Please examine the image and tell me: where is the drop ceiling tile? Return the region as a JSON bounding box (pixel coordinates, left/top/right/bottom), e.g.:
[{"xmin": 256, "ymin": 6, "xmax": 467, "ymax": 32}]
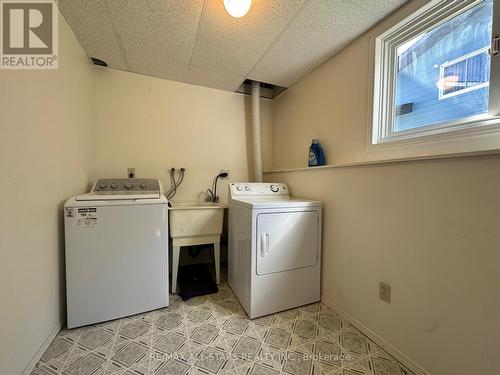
[
  {"xmin": 190, "ymin": 0, "xmax": 306, "ymax": 78},
  {"xmin": 349, "ymin": 0, "xmax": 407, "ymax": 14},
  {"xmin": 59, "ymin": 0, "xmax": 408, "ymax": 92},
  {"xmin": 58, "ymin": 0, "xmax": 127, "ymax": 70},
  {"xmin": 105, "ymin": 0, "xmax": 204, "ymax": 73},
  {"xmin": 186, "ymin": 66, "xmax": 244, "ymax": 92},
  {"xmin": 249, "ymin": 0, "xmax": 407, "ymax": 87}
]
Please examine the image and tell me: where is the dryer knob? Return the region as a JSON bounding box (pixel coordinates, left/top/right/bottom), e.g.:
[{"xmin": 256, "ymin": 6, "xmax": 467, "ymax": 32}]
[
  {"xmin": 236, "ymin": 185, "xmax": 243, "ymax": 191},
  {"xmin": 99, "ymin": 183, "xmax": 107, "ymax": 189},
  {"xmin": 124, "ymin": 182, "xmax": 133, "ymax": 189},
  {"xmin": 140, "ymin": 184, "xmax": 147, "ymax": 189},
  {"xmin": 270, "ymin": 184, "xmax": 279, "ymax": 193},
  {"xmin": 244, "ymin": 185, "xmax": 250, "ymax": 191},
  {"xmin": 110, "ymin": 183, "xmax": 117, "ymax": 189}
]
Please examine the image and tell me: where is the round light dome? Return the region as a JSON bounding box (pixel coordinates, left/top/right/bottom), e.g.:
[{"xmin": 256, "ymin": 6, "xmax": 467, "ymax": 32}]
[{"xmin": 223, "ymin": 0, "xmax": 252, "ymax": 18}]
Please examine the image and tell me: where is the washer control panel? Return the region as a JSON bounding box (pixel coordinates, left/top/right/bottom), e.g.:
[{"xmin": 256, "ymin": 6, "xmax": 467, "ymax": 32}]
[
  {"xmin": 230, "ymin": 183, "xmax": 289, "ymax": 196},
  {"xmin": 92, "ymin": 178, "xmax": 160, "ymax": 194}
]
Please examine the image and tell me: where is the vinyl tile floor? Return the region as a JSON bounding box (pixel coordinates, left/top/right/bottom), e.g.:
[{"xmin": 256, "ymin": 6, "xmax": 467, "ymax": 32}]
[{"xmin": 32, "ymin": 274, "xmax": 415, "ymax": 375}]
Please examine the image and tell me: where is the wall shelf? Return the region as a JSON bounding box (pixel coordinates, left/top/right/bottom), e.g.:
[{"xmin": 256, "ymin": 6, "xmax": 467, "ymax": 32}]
[{"xmin": 263, "ymin": 149, "xmax": 500, "ymax": 174}]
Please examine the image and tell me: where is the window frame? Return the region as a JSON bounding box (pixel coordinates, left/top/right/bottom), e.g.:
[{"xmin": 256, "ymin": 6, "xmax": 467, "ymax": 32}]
[
  {"xmin": 370, "ymin": 0, "xmax": 500, "ymax": 147},
  {"xmin": 438, "ymin": 46, "xmax": 490, "ymax": 100}
]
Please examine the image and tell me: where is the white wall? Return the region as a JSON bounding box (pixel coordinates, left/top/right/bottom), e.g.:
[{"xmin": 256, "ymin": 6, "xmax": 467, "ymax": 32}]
[
  {"xmin": 265, "ymin": 2, "xmax": 500, "ymax": 374},
  {"xmin": 0, "ymin": 13, "xmax": 94, "ymax": 375},
  {"xmin": 93, "ymin": 68, "xmax": 273, "ymax": 202}
]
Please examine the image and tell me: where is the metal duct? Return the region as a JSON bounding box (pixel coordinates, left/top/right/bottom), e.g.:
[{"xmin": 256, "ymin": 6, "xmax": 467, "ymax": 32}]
[{"xmin": 251, "ymin": 81, "xmax": 263, "ymax": 182}]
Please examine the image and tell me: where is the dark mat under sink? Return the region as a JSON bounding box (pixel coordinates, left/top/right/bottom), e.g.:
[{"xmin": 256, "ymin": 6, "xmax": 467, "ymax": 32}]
[{"xmin": 178, "ymin": 264, "xmax": 218, "ymax": 301}]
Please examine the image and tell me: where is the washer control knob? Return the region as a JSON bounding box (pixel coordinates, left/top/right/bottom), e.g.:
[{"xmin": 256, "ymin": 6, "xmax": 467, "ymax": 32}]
[
  {"xmin": 110, "ymin": 183, "xmax": 117, "ymax": 189},
  {"xmin": 244, "ymin": 185, "xmax": 250, "ymax": 191},
  {"xmin": 140, "ymin": 184, "xmax": 147, "ymax": 189},
  {"xmin": 99, "ymin": 183, "xmax": 107, "ymax": 189},
  {"xmin": 236, "ymin": 185, "xmax": 243, "ymax": 191},
  {"xmin": 124, "ymin": 182, "xmax": 133, "ymax": 189},
  {"xmin": 270, "ymin": 184, "xmax": 279, "ymax": 193}
]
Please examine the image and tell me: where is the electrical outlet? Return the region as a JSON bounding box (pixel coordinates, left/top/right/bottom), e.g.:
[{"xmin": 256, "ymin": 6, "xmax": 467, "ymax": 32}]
[
  {"xmin": 127, "ymin": 168, "xmax": 135, "ymax": 179},
  {"xmin": 379, "ymin": 282, "xmax": 391, "ymax": 303}
]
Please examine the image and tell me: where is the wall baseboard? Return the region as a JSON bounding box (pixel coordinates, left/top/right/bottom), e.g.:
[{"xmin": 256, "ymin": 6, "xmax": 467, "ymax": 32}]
[
  {"xmin": 321, "ymin": 295, "xmax": 431, "ymax": 375},
  {"xmin": 22, "ymin": 321, "xmax": 62, "ymax": 375}
]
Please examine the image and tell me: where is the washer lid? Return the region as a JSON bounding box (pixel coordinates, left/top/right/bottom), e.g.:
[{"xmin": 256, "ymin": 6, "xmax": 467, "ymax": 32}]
[
  {"xmin": 67, "ymin": 195, "xmax": 167, "ymax": 207},
  {"xmin": 75, "ymin": 192, "xmax": 161, "ymax": 201}
]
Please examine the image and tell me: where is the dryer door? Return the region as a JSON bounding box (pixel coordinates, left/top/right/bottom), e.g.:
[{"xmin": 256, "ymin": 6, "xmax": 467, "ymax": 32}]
[{"xmin": 256, "ymin": 211, "xmax": 318, "ymax": 276}]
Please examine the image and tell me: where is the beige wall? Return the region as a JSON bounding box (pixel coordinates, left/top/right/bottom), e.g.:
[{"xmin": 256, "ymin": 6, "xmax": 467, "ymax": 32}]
[
  {"xmin": 266, "ymin": 3, "xmax": 500, "ymax": 374},
  {"xmin": 0, "ymin": 15, "xmax": 274, "ymax": 373},
  {"xmin": 93, "ymin": 68, "xmax": 273, "ymax": 202},
  {"xmin": 270, "ymin": 0, "xmax": 500, "ymax": 169},
  {"xmin": 270, "ymin": 36, "xmax": 372, "ymax": 169},
  {"xmin": 4, "ymin": 1, "xmax": 497, "ymax": 374},
  {"xmin": 0, "ymin": 13, "xmax": 94, "ymax": 375},
  {"xmin": 266, "ymin": 157, "xmax": 500, "ymax": 375}
]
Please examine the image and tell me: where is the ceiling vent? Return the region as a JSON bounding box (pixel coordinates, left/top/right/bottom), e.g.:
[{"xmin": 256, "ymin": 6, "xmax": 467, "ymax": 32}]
[
  {"xmin": 236, "ymin": 80, "xmax": 286, "ymax": 99},
  {"xmin": 90, "ymin": 57, "xmax": 108, "ymax": 67}
]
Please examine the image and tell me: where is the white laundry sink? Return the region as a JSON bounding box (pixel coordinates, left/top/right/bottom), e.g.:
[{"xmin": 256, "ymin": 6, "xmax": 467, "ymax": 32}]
[
  {"xmin": 168, "ymin": 201, "xmax": 227, "ymax": 293},
  {"xmin": 169, "ymin": 201, "xmax": 227, "ymax": 246}
]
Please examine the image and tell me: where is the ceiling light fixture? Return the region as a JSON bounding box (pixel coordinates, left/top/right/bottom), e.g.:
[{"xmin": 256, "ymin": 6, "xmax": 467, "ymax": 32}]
[{"xmin": 223, "ymin": 0, "xmax": 252, "ymax": 18}]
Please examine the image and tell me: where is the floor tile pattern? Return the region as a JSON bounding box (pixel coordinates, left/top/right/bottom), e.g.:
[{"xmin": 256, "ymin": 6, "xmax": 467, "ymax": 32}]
[{"xmin": 32, "ymin": 278, "xmax": 415, "ymax": 375}]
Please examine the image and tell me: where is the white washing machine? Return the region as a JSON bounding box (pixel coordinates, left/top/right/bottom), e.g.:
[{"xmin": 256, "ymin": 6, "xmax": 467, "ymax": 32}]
[
  {"xmin": 228, "ymin": 183, "xmax": 322, "ymax": 318},
  {"xmin": 64, "ymin": 178, "xmax": 169, "ymax": 328}
]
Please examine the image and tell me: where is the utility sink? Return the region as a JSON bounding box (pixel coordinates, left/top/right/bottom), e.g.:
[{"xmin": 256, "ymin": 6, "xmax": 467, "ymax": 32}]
[
  {"xmin": 169, "ymin": 202, "xmax": 227, "ymax": 246},
  {"xmin": 168, "ymin": 201, "xmax": 227, "ymax": 293}
]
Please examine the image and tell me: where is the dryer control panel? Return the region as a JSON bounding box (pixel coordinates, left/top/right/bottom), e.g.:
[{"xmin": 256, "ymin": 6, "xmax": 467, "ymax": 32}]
[{"xmin": 230, "ymin": 183, "xmax": 289, "ymax": 196}]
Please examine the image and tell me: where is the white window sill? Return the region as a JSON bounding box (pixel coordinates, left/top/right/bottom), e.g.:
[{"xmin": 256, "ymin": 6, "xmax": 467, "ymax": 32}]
[{"xmin": 369, "ymin": 115, "xmax": 500, "ymax": 150}]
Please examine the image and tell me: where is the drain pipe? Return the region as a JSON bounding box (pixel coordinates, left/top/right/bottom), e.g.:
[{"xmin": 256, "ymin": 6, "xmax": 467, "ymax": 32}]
[{"xmin": 251, "ymin": 80, "xmax": 263, "ymax": 182}]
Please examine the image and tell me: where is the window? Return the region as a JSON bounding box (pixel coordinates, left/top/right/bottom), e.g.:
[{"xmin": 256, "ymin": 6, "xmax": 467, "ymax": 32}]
[
  {"xmin": 372, "ymin": 0, "xmax": 500, "ymax": 145},
  {"xmin": 439, "ymin": 47, "xmax": 490, "ymax": 99}
]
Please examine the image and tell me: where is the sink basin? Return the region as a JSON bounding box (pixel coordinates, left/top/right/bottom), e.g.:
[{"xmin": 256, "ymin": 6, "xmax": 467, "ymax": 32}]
[{"xmin": 169, "ymin": 201, "xmax": 227, "ymax": 246}]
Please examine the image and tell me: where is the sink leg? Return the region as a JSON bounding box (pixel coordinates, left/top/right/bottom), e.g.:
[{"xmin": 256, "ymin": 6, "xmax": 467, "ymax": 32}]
[
  {"xmin": 214, "ymin": 242, "xmax": 220, "ymax": 285},
  {"xmin": 172, "ymin": 245, "xmax": 180, "ymax": 293}
]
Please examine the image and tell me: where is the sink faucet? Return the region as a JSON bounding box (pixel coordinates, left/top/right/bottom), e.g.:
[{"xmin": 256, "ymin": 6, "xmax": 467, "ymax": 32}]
[{"xmin": 207, "ymin": 171, "xmax": 229, "ymax": 202}]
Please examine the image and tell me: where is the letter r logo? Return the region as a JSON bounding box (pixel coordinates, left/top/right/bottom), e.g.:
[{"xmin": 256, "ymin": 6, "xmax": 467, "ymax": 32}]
[{"xmin": 2, "ymin": 1, "xmax": 53, "ymax": 54}]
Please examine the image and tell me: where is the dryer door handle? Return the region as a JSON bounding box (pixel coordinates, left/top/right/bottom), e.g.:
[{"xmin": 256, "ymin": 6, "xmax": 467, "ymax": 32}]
[{"xmin": 260, "ymin": 233, "xmax": 270, "ymax": 257}]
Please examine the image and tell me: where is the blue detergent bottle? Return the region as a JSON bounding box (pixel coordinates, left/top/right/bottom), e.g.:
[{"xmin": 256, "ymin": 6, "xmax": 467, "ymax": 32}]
[{"xmin": 308, "ymin": 139, "xmax": 325, "ymax": 167}]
